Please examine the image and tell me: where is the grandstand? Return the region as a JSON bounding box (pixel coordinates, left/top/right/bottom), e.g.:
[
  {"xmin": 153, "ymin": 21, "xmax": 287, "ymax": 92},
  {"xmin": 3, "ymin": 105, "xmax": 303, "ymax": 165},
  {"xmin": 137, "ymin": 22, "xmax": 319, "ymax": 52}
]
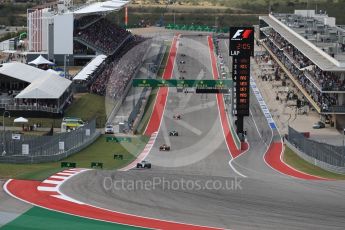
[
  {"xmin": 27, "ymin": 0, "xmax": 131, "ymax": 65},
  {"xmin": 259, "ymin": 10, "xmax": 345, "ymax": 129}
]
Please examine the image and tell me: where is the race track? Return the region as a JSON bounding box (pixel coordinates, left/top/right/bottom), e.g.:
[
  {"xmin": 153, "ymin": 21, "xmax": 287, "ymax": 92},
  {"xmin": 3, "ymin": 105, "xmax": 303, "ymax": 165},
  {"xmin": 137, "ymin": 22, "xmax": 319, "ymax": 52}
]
[{"xmin": 52, "ymin": 35, "xmax": 345, "ymax": 229}]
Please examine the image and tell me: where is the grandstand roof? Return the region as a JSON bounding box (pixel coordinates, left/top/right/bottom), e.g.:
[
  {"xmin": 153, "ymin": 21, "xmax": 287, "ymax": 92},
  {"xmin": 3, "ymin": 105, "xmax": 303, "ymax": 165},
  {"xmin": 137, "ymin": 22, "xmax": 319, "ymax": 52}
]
[
  {"xmin": 0, "ymin": 62, "xmax": 72, "ymax": 99},
  {"xmin": 73, "ymin": 55, "xmax": 107, "ymax": 81},
  {"xmin": 73, "ymin": 0, "xmax": 129, "ymax": 15},
  {"xmin": 260, "ymin": 15, "xmax": 345, "ymax": 71}
]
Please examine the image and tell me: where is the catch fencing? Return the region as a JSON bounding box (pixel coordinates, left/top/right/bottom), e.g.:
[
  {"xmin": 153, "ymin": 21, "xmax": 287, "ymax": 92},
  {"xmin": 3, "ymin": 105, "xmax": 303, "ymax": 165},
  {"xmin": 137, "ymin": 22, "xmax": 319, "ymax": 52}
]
[
  {"xmin": 0, "ymin": 119, "xmax": 100, "ymax": 163},
  {"xmin": 287, "ymin": 126, "xmax": 345, "ymax": 174}
]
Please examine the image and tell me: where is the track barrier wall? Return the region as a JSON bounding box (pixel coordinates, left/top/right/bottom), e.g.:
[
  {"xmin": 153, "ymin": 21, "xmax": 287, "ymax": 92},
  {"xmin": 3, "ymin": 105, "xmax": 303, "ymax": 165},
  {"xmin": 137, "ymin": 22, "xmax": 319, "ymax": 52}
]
[
  {"xmin": 287, "ymin": 126, "xmax": 345, "ymax": 174},
  {"xmin": 0, "ymin": 119, "xmax": 100, "ymax": 163}
]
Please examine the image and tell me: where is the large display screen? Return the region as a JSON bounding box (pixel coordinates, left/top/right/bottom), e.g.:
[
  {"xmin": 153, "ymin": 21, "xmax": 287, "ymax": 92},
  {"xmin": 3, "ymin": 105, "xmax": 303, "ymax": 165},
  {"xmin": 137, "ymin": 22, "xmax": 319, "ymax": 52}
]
[{"xmin": 233, "ymin": 56, "xmax": 250, "ymax": 116}]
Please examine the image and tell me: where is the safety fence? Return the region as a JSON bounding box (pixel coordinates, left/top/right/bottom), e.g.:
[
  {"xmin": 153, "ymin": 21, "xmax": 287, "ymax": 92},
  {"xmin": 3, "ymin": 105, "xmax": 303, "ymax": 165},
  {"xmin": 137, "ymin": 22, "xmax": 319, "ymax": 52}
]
[
  {"xmin": 0, "ymin": 119, "xmax": 100, "ymax": 163},
  {"xmin": 287, "ymin": 126, "xmax": 345, "ymax": 173}
]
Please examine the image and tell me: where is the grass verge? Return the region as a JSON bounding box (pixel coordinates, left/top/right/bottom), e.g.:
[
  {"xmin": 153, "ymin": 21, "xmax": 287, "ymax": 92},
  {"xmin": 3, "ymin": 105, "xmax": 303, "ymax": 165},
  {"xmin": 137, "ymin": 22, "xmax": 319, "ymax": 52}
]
[
  {"xmin": 64, "ymin": 93, "xmax": 107, "ymax": 128},
  {"xmin": 3, "ymin": 93, "xmax": 106, "ymax": 129},
  {"xmin": 283, "ymin": 146, "xmax": 345, "ymax": 180},
  {"xmin": 0, "ymin": 135, "xmax": 149, "ymax": 181},
  {"xmin": 1, "ymin": 207, "xmax": 146, "ymax": 230}
]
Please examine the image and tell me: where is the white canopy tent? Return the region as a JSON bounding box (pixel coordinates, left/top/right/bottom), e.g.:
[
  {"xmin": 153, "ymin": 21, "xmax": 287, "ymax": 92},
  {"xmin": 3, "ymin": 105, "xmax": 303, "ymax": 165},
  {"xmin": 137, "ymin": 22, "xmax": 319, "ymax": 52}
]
[
  {"xmin": 0, "ymin": 62, "xmax": 72, "ymax": 99},
  {"xmin": 13, "ymin": 117, "xmax": 28, "ymax": 123},
  {"xmin": 28, "ymin": 55, "xmax": 55, "ymax": 66},
  {"xmin": 73, "ymin": 55, "xmax": 107, "ymax": 81}
]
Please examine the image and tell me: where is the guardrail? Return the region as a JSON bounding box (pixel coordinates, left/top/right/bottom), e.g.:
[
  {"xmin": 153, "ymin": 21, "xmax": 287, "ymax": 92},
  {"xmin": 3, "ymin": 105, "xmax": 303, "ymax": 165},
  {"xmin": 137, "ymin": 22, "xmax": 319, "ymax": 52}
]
[
  {"xmin": 0, "ymin": 119, "xmax": 100, "ymax": 163},
  {"xmin": 287, "ymin": 126, "xmax": 345, "ymax": 174}
]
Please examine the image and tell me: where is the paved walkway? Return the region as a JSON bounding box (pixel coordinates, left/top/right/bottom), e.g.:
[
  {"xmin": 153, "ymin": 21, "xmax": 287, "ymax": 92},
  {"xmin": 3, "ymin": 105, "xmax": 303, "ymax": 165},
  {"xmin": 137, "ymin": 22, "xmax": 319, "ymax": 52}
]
[{"xmin": 252, "ymin": 44, "xmax": 344, "ymax": 146}]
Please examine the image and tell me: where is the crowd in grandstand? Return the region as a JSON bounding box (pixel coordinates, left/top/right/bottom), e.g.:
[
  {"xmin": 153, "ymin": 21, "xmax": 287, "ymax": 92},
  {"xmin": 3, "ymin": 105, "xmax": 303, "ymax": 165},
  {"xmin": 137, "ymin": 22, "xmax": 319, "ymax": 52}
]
[
  {"xmin": 267, "ymin": 30, "xmax": 312, "ymax": 69},
  {"xmin": 305, "ymin": 66, "xmax": 345, "ymax": 91},
  {"xmin": 89, "ymin": 38, "xmax": 151, "ymax": 101},
  {"xmin": 106, "ymin": 40, "xmax": 151, "ymax": 100},
  {"xmin": 264, "ymin": 38, "xmax": 338, "ymax": 111},
  {"xmin": 75, "ymin": 18, "xmax": 131, "ymax": 55}
]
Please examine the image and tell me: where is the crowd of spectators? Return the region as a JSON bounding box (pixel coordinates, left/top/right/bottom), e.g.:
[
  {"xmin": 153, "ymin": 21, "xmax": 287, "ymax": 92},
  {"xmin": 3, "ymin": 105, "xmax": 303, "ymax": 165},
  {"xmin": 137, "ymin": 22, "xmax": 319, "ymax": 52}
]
[
  {"xmin": 89, "ymin": 38, "xmax": 151, "ymax": 101},
  {"xmin": 264, "ymin": 38, "xmax": 338, "ymax": 111},
  {"xmin": 75, "ymin": 19, "xmax": 132, "ymax": 55},
  {"xmin": 106, "ymin": 40, "xmax": 151, "ymax": 100},
  {"xmin": 267, "ymin": 29, "xmax": 345, "ymax": 92},
  {"xmin": 73, "ymin": 42, "xmax": 95, "ymax": 55},
  {"xmin": 267, "ymin": 30, "xmax": 312, "ymax": 69},
  {"xmin": 305, "ymin": 66, "xmax": 345, "ymax": 91}
]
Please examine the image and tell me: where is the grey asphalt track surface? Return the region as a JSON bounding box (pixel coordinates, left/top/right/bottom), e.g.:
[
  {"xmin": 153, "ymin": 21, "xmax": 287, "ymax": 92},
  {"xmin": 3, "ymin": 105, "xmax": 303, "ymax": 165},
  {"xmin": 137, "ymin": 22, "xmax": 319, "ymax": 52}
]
[
  {"xmin": 0, "ymin": 180, "xmax": 31, "ymax": 227},
  {"xmin": 61, "ymin": 35, "xmax": 345, "ymax": 230}
]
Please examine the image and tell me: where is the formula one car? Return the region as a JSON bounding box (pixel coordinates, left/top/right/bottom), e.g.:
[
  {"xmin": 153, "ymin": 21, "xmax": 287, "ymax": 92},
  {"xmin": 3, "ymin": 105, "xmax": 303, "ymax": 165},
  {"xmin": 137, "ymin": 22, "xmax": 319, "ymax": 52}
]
[
  {"xmin": 159, "ymin": 144, "xmax": 171, "ymax": 151},
  {"xmin": 173, "ymin": 114, "xmax": 181, "ymax": 120},
  {"xmin": 179, "ymin": 76, "xmax": 185, "ymax": 80},
  {"xmin": 179, "ymin": 60, "xmax": 186, "ymax": 64},
  {"xmin": 169, "ymin": 130, "xmax": 178, "ymax": 136},
  {"xmin": 180, "ymin": 70, "xmax": 186, "ymax": 73},
  {"xmin": 136, "ymin": 160, "xmax": 151, "ymax": 169},
  {"xmin": 181, "ymin": 53, "xmax": 186, "ymax": 57}
]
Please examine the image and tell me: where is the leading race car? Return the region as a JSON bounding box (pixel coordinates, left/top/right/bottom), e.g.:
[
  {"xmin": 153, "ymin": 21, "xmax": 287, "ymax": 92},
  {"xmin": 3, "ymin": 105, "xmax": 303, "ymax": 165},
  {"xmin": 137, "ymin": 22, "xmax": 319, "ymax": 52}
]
[
  {"xmin": 136, "ymin": 160, "xmax": 151, "ymax": 169},
  {"xmin": 159, "ymin": 144, "xmax": 171, "ymax": 151},
  {"xmin": 169, "ymin": 130, "xmax": 178, "ymax": 136}
]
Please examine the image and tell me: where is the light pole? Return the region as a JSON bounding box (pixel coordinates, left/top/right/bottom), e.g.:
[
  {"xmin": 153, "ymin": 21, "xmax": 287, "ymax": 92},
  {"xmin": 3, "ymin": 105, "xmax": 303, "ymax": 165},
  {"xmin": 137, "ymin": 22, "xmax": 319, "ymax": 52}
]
[{"xmin": 2, "ymin": 111, "xmax": 10, "ymax": 156}]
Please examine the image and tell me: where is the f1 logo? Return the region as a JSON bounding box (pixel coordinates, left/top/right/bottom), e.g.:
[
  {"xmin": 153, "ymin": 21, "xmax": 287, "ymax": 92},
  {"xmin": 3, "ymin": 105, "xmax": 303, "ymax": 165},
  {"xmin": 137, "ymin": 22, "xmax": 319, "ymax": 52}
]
[{"xmin": 232, "ymin": 29, "xmax": 253, "ymax": 40}]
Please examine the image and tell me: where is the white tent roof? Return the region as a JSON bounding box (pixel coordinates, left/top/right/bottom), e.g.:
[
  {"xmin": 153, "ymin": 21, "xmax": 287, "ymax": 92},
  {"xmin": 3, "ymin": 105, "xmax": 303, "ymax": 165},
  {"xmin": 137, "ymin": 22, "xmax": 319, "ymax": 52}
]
[
  {"xmin": 0, "ymin": 62, "xmax": 72, "ymax": 99},
  {"xmin": 0, "ymin": 62, "xmax": 40, "ymax": 83},
  {"xmin": 73, "ymin": 55, "xmax": 107, "ymax": 81},
  {"xmin": 14, "ymin": 117, "xmax": 28, "ymax": 123},
  {"xmin": 28, "ymin": 55, "xmax": 55, "ymax": 66},
  {"xmin": 73, "ymin": 0, "xmax": 129, "ymax": 14}
]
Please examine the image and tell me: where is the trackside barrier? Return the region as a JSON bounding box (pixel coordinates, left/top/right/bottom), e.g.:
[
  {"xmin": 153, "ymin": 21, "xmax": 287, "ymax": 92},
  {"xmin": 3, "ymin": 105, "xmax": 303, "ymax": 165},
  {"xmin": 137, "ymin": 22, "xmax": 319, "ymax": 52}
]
[
  {"xmin": 229, "ymin": 114, "xmax": 241, "ymax": 150},
  {"xmin": 106, "ymin": 40, "xmax": 153, "ymax": 125},
  {"xmin": 132, "ymin": 43, "xmax": 166, "ymax": 133},
  {"xmin": 286, "ymin": 140, "xmax": 345, "ymax": 175},
  {"xmin": 287, "ymin": 126, "xmax": 345, "ymax": 174},
  {"xmin": 0, "ymin": 119, "xmax": 100, "ymax": 164}
]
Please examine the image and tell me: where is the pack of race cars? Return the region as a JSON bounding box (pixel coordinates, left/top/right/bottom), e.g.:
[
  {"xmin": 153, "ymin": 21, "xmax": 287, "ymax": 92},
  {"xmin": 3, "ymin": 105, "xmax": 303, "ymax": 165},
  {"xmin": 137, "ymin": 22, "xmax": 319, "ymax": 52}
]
[{"xmin": 159, "ymin": 114, "xmax": 182, "ymax": 151}]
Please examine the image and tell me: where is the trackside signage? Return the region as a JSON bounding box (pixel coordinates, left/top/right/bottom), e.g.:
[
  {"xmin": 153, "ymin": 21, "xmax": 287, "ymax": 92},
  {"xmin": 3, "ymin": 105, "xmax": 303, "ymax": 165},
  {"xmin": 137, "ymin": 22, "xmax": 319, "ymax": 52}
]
[
  {"xmin": 229, "ymin": 27, "xmax": 254, "ymax": 57},
  {"xmin": 250, "ymin": 78, "xmax": 277, "ymax": 129}
]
